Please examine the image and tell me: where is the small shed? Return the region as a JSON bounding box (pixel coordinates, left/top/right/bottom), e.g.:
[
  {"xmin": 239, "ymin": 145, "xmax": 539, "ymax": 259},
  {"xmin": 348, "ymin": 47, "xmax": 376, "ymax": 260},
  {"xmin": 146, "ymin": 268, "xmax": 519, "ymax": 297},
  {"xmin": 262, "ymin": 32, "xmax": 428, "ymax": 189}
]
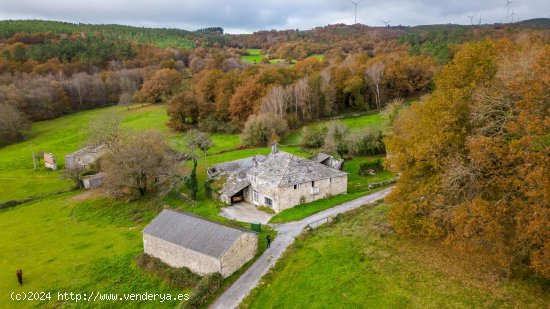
[
  {"xmin": 82, "ymin": 172, "xmax": 104, "ymax": 189},
  {"xmin": 142, "ymin": 210, "xmax": 258, "ymax": 277}
]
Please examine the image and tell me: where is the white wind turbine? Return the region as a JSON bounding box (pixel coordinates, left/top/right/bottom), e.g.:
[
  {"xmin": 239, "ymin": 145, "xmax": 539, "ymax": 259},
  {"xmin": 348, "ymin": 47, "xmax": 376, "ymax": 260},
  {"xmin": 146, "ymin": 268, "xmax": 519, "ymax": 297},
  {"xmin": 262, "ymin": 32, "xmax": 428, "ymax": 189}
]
[
  {"xmin": 348, "ymin": 0, "xmax": 362, "ymax": 24},
  {"xmin": 467, "ymin": 14, "xmax": 476, "ymax": 25},
  {"xmin": 505, "ymin": 0, "xmax": 514, "ymax": 22}
]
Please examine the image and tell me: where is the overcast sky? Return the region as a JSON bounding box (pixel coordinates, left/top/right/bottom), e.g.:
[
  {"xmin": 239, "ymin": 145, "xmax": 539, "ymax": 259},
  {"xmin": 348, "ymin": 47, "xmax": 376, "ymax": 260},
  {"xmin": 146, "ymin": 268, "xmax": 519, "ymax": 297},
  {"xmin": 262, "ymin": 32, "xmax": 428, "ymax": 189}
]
[{"xmin": 0, "ymin": 0, "xmax": 548, "ymax": 33}]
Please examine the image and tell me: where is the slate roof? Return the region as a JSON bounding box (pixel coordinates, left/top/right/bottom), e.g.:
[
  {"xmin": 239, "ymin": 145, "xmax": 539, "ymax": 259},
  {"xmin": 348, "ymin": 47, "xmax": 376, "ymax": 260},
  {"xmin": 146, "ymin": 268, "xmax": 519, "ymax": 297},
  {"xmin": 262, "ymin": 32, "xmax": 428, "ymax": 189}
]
[
  {"xmin": 247, "ymin": 151, "xmax": 347, "ymax": 187},
  {"xmin": 64, "ymin": 144, "xmax": 105, "ymax": 159},
  {"xmin": 207, "ymin": 155, "xmax": 267, "ymax": 178},
  {"xmin": 143, "ymin": 209, "xmax": 254, "ymax": 258},
  {"xmin": 219, "ymin": 179, "xmax": 250, "ymax": 197},
  {"xmin": 312, "ymin": 153, "xmax": 331, "ymax": 163}
]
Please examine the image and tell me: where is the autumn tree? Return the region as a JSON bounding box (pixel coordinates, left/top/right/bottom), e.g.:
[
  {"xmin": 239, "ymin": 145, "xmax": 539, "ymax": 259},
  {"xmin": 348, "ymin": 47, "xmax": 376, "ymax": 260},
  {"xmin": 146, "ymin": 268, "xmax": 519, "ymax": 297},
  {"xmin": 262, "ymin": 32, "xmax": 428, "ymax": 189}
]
[
  {"xmin": 385, "ymin": 40, "xmax": 550, "ymax": 279},
  {"xmin": 228, "ymin": 77, "xmax": 265, "ymax": 124},
  {"xmin": 140, "ymin": 68, "xmax": 183, "ymax": 103}
]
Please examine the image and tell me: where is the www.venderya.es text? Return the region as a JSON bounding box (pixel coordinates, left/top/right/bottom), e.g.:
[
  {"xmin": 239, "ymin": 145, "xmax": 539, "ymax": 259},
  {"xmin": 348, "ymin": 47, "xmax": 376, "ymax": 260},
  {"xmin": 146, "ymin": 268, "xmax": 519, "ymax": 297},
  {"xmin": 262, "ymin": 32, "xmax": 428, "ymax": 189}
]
[{"xmin": 10, "ymin": 291, "xmax": 189, "ymax": 303}]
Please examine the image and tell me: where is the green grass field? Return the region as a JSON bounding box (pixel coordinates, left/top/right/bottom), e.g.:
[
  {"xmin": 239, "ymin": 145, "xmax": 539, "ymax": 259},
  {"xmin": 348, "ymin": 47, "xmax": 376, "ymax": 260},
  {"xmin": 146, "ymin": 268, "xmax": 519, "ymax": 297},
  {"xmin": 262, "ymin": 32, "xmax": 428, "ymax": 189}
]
[
  {"xmin": 0, "ymin": 104, "xmax": 239, "ymax": 204},
  {"xmin": 0, "ymin": 192, "xmax": 186, "ymax": 308},
  {"xmin": 240, "ymin": 49, "xmax": 322, "ymax": 65},
  {"xmin": 281, "ymin": 112, "xmax": 387, "ymax": 145},
  {"xmin": 243, "ymin": 203, "xmax": 550, "ymax": 308}
]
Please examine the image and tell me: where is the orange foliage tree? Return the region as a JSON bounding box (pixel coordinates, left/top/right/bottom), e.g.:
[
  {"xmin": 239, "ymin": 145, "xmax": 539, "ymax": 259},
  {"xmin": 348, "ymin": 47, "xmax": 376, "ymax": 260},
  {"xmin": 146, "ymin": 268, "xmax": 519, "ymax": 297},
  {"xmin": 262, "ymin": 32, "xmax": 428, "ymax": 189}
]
[
  {"xmin": 139, "ymin": 68, "xmax": 183, "ymax": 103},
  {"xmin": 384, "ymin": 39, "xmax": 549, "ymax": 278}
]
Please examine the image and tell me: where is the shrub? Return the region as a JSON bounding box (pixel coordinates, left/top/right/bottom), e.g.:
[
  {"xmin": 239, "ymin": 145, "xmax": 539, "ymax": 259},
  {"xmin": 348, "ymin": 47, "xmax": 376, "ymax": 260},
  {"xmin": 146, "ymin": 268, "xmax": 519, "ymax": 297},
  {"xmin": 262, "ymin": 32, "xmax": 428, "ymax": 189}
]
[
  {"xmin": 240, "ymin": 113, "xmax": 288, "ymax": 146},
  {"xmin": 300, "ymin": 126, "xmax": 327, "ymax": 149},
  {"xmin": 136, "ymin": 253, "xmax": 201, "ymax": 289},
  {"xmin": 322, "ymin": 121, "xmax": 348, "ymax": 156},
  {"xmin": 347, "ymin": 129, "xmax": 385, "ymax": 156},
  {"xmin": 181, "ymin": 272, "xmax": 224, "ymax": 309},
  {"xmin": 358, "ymin": 158, "xmax": 384, "ymax": 176}
]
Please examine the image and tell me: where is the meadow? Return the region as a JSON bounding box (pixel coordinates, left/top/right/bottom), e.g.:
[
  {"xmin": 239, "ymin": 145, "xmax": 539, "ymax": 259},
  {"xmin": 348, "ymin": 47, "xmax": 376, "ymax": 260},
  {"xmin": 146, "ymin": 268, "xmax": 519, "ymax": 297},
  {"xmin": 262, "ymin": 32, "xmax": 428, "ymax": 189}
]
[
  {"xmin": 239, "ymin": 49, "xmax": 324, "ymax": 65},
  {"xmin": 0, "ymin": 104, "xmax": 239, "ymax": 204},
  {"xmin": 0, "ymin": 192, "xmax": 185, "ymax": 308},
  {"xmin": 242, "ymin": 203, "xmax": 550, "ymax": 308}
]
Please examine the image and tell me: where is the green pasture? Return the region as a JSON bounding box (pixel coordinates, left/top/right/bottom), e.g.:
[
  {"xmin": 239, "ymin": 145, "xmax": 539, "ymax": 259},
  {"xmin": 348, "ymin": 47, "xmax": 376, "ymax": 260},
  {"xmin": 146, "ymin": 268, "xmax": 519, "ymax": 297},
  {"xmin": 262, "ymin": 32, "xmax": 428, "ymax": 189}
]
[
  {"xmin": 0, "ymin": 104, "xmax": 238, "ymax": 204},
  {"xmin": 243, "ymin": 203, "xmax": 550, "ymax": 308}
]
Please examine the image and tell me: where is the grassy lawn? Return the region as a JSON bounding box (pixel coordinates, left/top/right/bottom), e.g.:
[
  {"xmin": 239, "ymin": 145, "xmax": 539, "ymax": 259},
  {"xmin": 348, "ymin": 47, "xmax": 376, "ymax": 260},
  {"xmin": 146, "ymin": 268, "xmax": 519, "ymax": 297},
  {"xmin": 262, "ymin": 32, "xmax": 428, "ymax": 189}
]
[
  {"xmin": 0, "ymin": 192, "xmax": 187, "ymax": 308},
  {"xmin": 281, "ymin": 112, "xmax": 387, "ymax": 145},
  {"xmin": 243, "ymin": 203, "xmax": 550, "ymax": 308}
]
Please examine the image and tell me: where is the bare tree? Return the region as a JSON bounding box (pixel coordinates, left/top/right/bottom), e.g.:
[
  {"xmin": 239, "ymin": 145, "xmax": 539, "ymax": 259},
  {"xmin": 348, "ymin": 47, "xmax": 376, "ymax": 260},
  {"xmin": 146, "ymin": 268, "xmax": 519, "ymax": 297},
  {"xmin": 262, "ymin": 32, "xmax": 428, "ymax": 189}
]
[
  {"xmin": 88, "ymin": 113, "xmax": 126, "ymax": 152},
  {"xmin": 183, "ymin": 129, "xmax": 213, "ymax": 165},
  {"xmin": 118, "ymin": 92, "xmax": 134, "ymax": 110},
  {"xmin": 101, "ymin": 130, "xmax": 178, "ymax": 198},
  {"xmin": 0, "ymin": 103, "xmax": 29, "ymax": 144},
  {"xmin": 260, "ymin": 85, "xmax": 290, "ymax": 118},
  {"xmin": 365, "ymin": 62, "xmax": 385, "ymax": 109}
]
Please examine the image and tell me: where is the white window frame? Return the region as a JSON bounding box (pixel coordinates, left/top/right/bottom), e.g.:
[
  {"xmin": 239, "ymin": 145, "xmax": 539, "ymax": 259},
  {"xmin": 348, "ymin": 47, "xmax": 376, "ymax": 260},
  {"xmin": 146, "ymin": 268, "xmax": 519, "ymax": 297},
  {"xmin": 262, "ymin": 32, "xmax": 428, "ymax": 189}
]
[
  {"xmin": 264, "ymin": 197, "xmax": 273, "ymax": 208},
  {"xmin": 253, "ymin": 190, "xmax": 259, "ymax": 203}
]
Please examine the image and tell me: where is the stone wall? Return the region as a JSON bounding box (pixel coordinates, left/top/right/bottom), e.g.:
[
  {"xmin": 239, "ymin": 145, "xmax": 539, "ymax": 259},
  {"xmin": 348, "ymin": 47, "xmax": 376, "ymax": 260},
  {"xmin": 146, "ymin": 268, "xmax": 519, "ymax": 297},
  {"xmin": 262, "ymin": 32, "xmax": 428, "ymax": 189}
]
[
  {"xmin": 245, "ymin": 178, "xmax": 280, "ymax": 210},
  {"xmin": 276, "ymin": 175, "xmax": 348, "ymax": 212},
  {"xmin": 143, "ymin": 234, "xmax": 220, "ymax": 276},
  {"xmin": 220, "ymin": 233, "xmax": 258, "ymax": 277}
]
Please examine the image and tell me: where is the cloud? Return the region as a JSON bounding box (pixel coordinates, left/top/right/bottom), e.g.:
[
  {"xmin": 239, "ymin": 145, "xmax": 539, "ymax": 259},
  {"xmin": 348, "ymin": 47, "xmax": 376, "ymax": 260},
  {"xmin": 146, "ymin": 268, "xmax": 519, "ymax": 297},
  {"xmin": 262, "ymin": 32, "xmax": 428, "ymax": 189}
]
[{"xmin": 0, "ymin": 0, "xmax": 547, "ymax": 33}]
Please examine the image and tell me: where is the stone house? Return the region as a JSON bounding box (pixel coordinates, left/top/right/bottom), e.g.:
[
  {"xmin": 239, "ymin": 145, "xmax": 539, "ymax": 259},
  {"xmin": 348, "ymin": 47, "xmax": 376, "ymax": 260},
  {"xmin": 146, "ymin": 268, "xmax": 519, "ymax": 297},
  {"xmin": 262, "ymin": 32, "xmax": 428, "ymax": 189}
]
[
  {"xmin": 142, "ymin": 209, "xmax": 258, "ymax": 277},
  {"xmin": 64, "ymin": 145, "xmax": 105, "ymax": 171},
  {"xmin": 207, "ymin": 146, "xmax": 348, "ymax": 213}
]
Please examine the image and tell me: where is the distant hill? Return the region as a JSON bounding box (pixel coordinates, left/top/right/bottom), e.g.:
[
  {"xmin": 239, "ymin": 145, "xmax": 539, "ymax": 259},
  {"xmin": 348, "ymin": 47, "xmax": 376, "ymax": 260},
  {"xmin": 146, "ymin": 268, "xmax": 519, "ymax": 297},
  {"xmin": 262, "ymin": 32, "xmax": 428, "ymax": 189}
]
[{"xmin": 0, "ymin": 19, "xmax": 198, "ymax": 48}]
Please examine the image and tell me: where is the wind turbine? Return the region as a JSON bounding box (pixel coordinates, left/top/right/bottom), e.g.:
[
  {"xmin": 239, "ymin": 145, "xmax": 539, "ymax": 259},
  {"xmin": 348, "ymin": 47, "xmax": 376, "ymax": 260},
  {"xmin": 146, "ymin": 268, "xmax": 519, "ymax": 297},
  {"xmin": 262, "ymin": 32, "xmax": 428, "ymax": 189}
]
[
  {"xmin": 467, "ymin": 14, "xmax": 476, "ymax": 25},
  {"xmin": 348, "ymin": 0, "xmax": 362, "ymax": 24},
  {"xmin": 511, "ymin": 10, "xmax": 519, "ymax": 23},
  {"xmin": 505, "ymin": 0, "xmax": 514, "ymax": 22},
  {"xmin": 382, "ymin": 20, "xmax": 391, "ymax": 27}
]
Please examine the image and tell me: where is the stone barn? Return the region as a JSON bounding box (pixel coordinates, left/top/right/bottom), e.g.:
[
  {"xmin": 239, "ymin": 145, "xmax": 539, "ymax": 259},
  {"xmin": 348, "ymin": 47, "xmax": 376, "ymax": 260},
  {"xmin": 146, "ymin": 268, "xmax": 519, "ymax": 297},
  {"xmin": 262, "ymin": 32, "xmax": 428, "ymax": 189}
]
[{"xmin": 142, "ymin": 210, "xmax": 258, "ymax": 277}]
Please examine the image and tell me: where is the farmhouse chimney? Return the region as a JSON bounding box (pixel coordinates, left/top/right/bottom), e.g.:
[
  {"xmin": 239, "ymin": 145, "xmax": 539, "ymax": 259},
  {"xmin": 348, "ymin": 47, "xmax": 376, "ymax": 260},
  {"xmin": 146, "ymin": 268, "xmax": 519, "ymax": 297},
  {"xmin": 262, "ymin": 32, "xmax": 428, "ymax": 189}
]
[{"xmin": 271, "ymin": 143, "xmax": 278, "ymax": 154}]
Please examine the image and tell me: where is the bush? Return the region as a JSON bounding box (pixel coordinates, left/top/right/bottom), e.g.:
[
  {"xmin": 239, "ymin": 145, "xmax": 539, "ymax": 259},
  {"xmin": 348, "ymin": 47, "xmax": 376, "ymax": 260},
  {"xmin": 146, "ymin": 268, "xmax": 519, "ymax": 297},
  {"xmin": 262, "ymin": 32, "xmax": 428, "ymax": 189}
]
[
  {"xmin": 136, "ymin": 253, "xmax": 201, "ymax": 289},
  {"xmin": 300, "ymin": 126, "xmax": 327, "ymax": 149},
  {"xmin": 181, "ymin": 272, "xmax": 224, "ymax": 309},
  {"xmin": 198, "ymin": 116, "xmax": 240, "ymax": 134},
  {"xmin": 358, "ymin": 159, "xmax": 384, "ymax": 176},
  {"xmin": 347, "ymin": 129, "xmax": 385, "ymax": 156},
  {"xmin": 323, "ymin": 121, "xmax": 348, "ymax": 156},
  {"xmin": 240, "ymin": 113, "xmax": 288, "ymax": 146}
]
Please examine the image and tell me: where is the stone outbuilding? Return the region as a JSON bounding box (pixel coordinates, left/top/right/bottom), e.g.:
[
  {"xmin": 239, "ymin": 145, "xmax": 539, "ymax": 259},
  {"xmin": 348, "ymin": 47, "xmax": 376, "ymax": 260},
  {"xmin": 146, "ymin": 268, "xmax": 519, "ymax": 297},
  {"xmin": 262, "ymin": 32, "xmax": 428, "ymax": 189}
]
[
  {"xmin": 82, "ymin": 172, "xmax": 105, "ymax": 189},
  {"xmin": 64, "ymin": 145, "xmax": 105, "ymax": 171},
  {"xmin": 142, "ymin": 209, "xmax": 258, "ymax": 277}
]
